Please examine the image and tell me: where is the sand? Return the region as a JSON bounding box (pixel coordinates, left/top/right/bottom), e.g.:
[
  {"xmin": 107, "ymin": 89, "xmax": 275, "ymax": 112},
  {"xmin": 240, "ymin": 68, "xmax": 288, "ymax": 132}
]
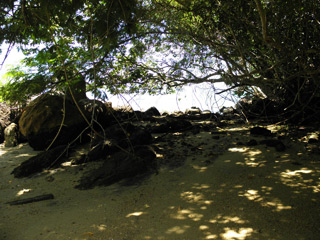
[{"xmin": 0, "ymin": 123, "xmax": 320, "ymax": 240}]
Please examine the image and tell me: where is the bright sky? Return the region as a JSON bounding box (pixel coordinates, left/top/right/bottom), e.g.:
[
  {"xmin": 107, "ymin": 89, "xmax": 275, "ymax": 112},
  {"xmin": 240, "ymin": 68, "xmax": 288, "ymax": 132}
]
[
  {"xmin": 0, "ymin": 44, "xmax": 235, "ymax": 113},
  {"xmin": 108, "ymin": 83, "xmax": 236, "ymax": 113},
  {"xmin": 0, "ymin": 45, "xmax": 21, "ymax": 79}
]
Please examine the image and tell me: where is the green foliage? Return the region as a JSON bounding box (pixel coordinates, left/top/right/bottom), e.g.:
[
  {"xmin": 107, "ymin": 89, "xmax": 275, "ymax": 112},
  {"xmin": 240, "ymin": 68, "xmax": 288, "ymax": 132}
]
[
  {"xmin": 1, "ymin": 0, "xmax": 320, "ymax": 117},
  {"xmin": 0, "ymin": 65, "xmax": 47, "ymax": 104},
  {"xmin": 1, "ymin": 0, "xmax": 145, "ymax": 103},
  {"xmin": 141, "ymin": 0, "xmax": 320, "ymax": 111}
]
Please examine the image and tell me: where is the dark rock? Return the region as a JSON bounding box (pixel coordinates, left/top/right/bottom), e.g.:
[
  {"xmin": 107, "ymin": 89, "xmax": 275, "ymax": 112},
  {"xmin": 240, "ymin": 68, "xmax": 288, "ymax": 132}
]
[
  {"xmin": 10, "ymin": 106, "xmax": 24, "ymax": 124},
  {"xmin": 129, "ymin": 127, "xmax": 153, "ymax": 145},
  {"xmin": 19, "ymin": 94, "xmax": 88, "ymax": 150},
  {"xmin": 201, "ymin": 124, "xmax": 214, "ymax": 132},
  {"xmin": 247, "ymin": 139, "xmax": 258, "ymax": 146},
  {"xmin": 133, "ymin": 110, "xmax": 144, "ymax": 119},
  {"xmin": 201, "ymin": 110, "xmax": 211, "ymax": 115},
  {"xmin": 145, "ymin": 107, "xmax": 161, "ymax": 116},
  {"xmin": 200, "ymin": 110, "xmax": 216, "ymax": 120},
  {"xmin": 186, "ymin": 107, "xmax": 201, "ymax": 115},
  {"xmin": 170, "ymin": 111, "xmax": 184, "ymax": 117},
  {"xmin": 12, "ymin": 145, "xmax": 68, "ymax": 178},
  {"xmin": 220, "ymin": 106, "xmax": 235, "ymax": 115},
  {"xmin": 191, "ymin": 126, "xmax": 201, "ymax": 134},
  {"xmin": 149, "ymin": 123, "xmax": 170, "ymax": 134},
  {"xmin": 4, "ymin": 123, "xmax": 19, "ymax": 147},
  {"xmin": 78, "ymin": 98, "xmax": 112, "ymax": 129},
  {"xmin": 259, "ymin": 139, "xmax": 286, "ymax": 152},
  {"xmin": 250, "ymin": 127, "xmax": 272, "ymax": 136},
  {"xmin": 76, "ymin": 145, "xmax": 157, "ymax": 189},
  {"xmin": 104, "ymin": 123, "xmax": 152, "ymax": 146},
  {"xmin": 85, "ymin": 123, "xmax": 153, "ymax": 162},
  {"xmin": 236, "ymin": 98, "xmax": 283, "ymax": 120},
  {"xmin": 308, "ymin": 138, "xmax": 319, "ymax": 144},
  {"xmin": 85, "ymin": 140, "xmax": 116, "ymax": 162},
  {"xmin": 18, "ymin": 95, "xmax": 112, "ymax": 150},
  {"xmin": 0, "ymin": 102, "xmax": 12, "ymax": 143},
  {"xmin": 171, "ymin": 118, "xmax": 192, "ymax": 131},
  {"xmin": 307, "ymin": 134, "xmax": 319, "ymax": 143},
  {"xmin": 151, "ymin": 118, "xmax": 192, "ymax": 133},
  {"xmin": 0, "ymin": 124, "xmax": 4, "ymax": 144},
  {"xmin": 219, "ymin": 106, "xmax": 244, "ymax": 121}
]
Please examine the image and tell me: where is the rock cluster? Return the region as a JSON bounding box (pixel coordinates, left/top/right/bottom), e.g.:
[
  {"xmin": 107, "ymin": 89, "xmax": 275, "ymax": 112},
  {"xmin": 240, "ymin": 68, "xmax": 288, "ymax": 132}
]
[{"xmin": 5, "ymin": 93, "xmax": 320, "ymax": 189}]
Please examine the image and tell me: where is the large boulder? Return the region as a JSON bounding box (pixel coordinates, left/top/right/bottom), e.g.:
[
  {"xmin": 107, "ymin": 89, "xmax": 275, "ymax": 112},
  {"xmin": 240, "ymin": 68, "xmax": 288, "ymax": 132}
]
[{"xmin": 19, "ymin": 94, "xmax": 89, "ymax": 150}]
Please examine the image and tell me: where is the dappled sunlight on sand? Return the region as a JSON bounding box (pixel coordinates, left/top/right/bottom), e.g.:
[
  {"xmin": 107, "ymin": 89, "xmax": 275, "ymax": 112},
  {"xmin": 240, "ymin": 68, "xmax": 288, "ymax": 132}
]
[
  {"xmin": 209, "ymin": 215, "xmax": 248, "ymax": 224},
  {"xmin": 180, "ymin": 191, "xmax": 213, "ymax": 206},
  {"xmin": 126, "ymin": 211, "xmax": 146, "ymax": 218},
  {"xmin": 170, "ymin": 208, "xmax": 204, "ymax": 221},
  {"xmin": 228, "ymin": 147, "xmax": 248, "ymax": 153},
  {"xmin": 221, "ymin": 227, "xmax": 254, "ymax": 240},
  {"xmin": 192, "ymin": 164, "xmax": 209, "ymax": 173},
  {"xmin": 91, "ymin": 224, "xmax": 107, "ymax": 231},
  {"xmin": 1, "ymin": 124, "xmax": 320, "ymax": 240},
  {"xmin": 166, "ymin": 225, "xmax": 190, "ymax": 234},
  {"xmin": 226, "ymin": 142, "xmax": 319, "ymax": 213},
  {"xmin": 238, "ymin": 189, "xmax": 292, "ymax": 212},
  {"xmin": 0, "ymin": 143, "xmax": 37, "ymax": 160},
  {"xmin": 206, "ymin": 216, "xmax": 253, "ymax": 239},
  {"xmin": 229, "ymin": 147, "xmax": 267, "ymax": 167},
  {"xmin": 16, "ymin": 188, "xmax": 32, "ymax": 196},
  {"xmin": 280, "ymin": 168, "xmax": 320, "ymax": 193},
  {"xmin": 151, "ymin": 139, "xmax": 320, "ymax": 239}
]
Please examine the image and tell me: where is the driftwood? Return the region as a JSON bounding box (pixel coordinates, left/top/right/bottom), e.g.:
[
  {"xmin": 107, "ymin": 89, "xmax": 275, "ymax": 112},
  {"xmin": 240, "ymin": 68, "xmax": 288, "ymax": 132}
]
[{"xmin": 6, "ymin": 194, "xmax": 54, "ymax": 205}]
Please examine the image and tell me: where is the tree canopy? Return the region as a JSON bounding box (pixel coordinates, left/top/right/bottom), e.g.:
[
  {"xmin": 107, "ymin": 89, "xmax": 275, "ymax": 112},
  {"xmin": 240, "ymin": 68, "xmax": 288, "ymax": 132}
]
[
  {"xmin": 1, "ymin": 0, "xmax": 320, "ymax": 120},
  {"xmin": 1, "ymin": 0, "xmax": 145, "ymax": 102}
]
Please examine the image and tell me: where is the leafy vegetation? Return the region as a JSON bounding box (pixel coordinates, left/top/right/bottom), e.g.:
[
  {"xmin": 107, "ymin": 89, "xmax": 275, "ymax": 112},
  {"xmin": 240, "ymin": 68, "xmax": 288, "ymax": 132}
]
[
  {"xmin": 140, "ymin": 1, "xmax": 320, "ymax": 111},
  {"xmin": 1, "ymin": 0, "xmax": 144, "ymax": 103},
  {"xmin": 1, "ymin": 0, "xmax": 320, "ymax": 120}
]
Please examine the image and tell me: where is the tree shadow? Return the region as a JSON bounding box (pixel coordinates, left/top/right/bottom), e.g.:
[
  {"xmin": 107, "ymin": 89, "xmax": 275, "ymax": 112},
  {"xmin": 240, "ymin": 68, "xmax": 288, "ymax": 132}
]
[
  {"xmin": 95, "ymin": 142, "xmax": 320, "ymax": 239},
  {"xmin": 1, "ymin": 126, "xmax": 320, "ymax": 240}
]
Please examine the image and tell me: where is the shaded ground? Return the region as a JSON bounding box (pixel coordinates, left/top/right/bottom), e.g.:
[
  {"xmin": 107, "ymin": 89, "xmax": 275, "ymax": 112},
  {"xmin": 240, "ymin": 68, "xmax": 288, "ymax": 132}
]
[{"xmin": 0, "ymin": 121, "xmax": 319, "ymax": 240}]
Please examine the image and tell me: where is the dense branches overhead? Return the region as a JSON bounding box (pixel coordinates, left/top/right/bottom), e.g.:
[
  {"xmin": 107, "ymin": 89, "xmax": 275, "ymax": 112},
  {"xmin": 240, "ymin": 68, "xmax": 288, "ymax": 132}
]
[
  {"xmin": 142, "ymin": 0, "xmax": 320, "ymax": 101},
  {"xmin": 1, "ymin": 0, "xmax": 139, "ymax": 45},
  {"xmin": 1, "ymin": 0, "xmax": 144, "ymax": 101},
  {"xmin": 1, "ymin": 0, "xmax": 320, "ymax": 117}
]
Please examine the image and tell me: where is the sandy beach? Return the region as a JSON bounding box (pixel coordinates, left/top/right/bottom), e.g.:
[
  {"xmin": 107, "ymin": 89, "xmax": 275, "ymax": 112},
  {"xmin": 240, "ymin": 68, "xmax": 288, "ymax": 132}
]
[{"xmin": 1, "ymin": 123, "xmax": 319, "ymax": 240}]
